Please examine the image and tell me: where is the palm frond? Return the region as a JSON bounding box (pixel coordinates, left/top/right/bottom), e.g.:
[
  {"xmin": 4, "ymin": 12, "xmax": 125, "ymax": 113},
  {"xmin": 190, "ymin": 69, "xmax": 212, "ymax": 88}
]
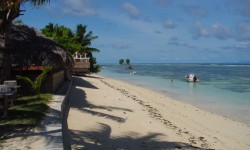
[
  {"xmin": 16, "ymin": 75, "xmax": 34, "ymax": 87},
  {"xmin": 34, "ymin": 66, "xmax": 51, "ymax": 91},
  {"xmin": 85, "ymin": 47, "xmax": 100, "ymax": 53},
  {"xmin": 28, "ymin": 0, "xmax": 50, "ymax": 6}
]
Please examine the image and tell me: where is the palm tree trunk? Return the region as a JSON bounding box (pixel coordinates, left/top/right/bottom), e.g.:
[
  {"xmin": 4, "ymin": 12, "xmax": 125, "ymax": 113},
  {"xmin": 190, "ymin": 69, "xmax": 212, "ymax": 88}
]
[
  {"xmin": 0, "ymin": 21, "xmax": 12, "ymax": 83},
  {"xmin": 0, "ymin": 4, "xmax": 21, "ymax": 83},
  {"xmin": 0, "ymin": 0, "xmax": 50, "ymax": 83}
]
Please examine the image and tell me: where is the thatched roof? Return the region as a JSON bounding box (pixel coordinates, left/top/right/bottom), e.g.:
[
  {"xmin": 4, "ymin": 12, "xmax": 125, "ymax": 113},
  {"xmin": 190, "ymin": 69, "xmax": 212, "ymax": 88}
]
[{"xmin": 0, "ymin": 24, "xmax": 74, "ymax": 72}]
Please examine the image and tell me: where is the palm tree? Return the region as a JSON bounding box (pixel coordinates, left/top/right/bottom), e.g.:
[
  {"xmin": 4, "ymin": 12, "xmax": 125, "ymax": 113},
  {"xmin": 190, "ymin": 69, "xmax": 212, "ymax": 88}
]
[
  {"xmin": 75, "ymin": 24, "xmax": 100, "ymax": 73},
  {"xmin": 0, "ymin": 0, "xmax": 50, "ymax": 83},
  {"xmin": 75, "ymin": 24, "xmax": 99, "ymax": 55}
]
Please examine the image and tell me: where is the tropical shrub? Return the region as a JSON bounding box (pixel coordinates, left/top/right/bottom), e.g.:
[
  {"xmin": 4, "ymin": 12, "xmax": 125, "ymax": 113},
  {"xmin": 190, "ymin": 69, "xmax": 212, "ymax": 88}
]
[{"xmin": 16, "ymin": 66, "xmax": 52, "ymax": 99}]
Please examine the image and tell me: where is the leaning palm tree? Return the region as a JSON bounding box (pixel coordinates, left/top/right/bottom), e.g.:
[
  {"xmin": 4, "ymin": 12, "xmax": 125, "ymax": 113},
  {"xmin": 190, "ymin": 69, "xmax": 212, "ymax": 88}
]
[{"xmin": 0, "ymin": 0, "xmax": 50, "ymax": 83}]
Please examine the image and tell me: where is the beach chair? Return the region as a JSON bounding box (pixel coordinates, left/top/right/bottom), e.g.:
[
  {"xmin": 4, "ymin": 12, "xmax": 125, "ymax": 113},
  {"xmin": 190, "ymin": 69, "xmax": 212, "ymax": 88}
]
[
  {"xmin": 4, "ymin": 80, "xmax": 20, "ymax": 93},
  {"xmin": 0, "ymin": 84, "xmax": 9, "ymax": 93},
  {"xmin": 0, "ymin": 84, "xmax": 14, "ymax": 117},
  {"xmin": 4, "ymin": 80, "xmax": 20, "ymax": 103},
  {"xmin": 0, "ymin": 84, "xmax": 9, "ymax": 106}
]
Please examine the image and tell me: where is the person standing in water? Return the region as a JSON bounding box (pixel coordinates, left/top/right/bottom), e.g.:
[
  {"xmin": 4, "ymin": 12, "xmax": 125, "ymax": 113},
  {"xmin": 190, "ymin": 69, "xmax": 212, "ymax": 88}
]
[{"xmin": 170, "ymin": 75, "xmax": 174, "ymax": 82}]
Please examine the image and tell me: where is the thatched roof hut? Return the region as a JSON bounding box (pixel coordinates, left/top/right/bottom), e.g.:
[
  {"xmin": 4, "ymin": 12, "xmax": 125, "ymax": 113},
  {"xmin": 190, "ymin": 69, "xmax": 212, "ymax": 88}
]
[
  {"xmin": 0, "ymin": 24, "xmax": 74, "ymax": 92},
  {"xmin": 0, "ymin": 24, "xmax": 74, "ymax": 72}
]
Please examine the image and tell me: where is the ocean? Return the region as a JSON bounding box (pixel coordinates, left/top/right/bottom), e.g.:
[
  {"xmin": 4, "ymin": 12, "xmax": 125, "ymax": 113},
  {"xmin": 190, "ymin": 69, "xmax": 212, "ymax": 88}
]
[{"xmin": 99, "ymin": 63, "xmax": 250, "ymax": 125}]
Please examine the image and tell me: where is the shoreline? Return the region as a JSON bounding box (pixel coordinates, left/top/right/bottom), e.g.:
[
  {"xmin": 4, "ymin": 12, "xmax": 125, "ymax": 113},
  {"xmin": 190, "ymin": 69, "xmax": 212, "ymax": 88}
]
[
  {"xmin": 100, "ymin": 72, "xmax": 250, "ymax": 126},
  {"xmin": 66, "ymin": 74, "xmax": 250, "ymax": 149},
  {"xmin": 132, "ymin": 82, "xmax": 250, "ymax": 126}
]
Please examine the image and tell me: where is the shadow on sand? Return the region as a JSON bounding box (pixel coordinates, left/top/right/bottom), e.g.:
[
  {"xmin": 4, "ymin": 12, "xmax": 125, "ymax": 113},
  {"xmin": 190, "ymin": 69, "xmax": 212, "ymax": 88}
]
[
  {"xmin": 0, "ymin": 101, "xmax": 64, "ymax": 149},
  {"xmin": 63, "ymin": 76, "xmax": 207, "ymax": 150},
  {"xmin": 70, "ymin": 123, "xmax": 207, "ymax": 150},
  {"xmin": 0, "ymin": 81, "xmax": 72, "ymax": 148}
]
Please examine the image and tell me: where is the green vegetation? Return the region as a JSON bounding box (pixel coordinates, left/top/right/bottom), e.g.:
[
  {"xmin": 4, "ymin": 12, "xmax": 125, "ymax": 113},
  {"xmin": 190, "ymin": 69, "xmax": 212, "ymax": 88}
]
[
  {"xmin": 16, "ymin": 66, "xmax": 52, "ymax": 99},
  {"xmin": 0, "ymin": 93, "xmax": 52, "ymax": 143},
  {"xmin": 88, "ymin": 53, "xmax": 101, "ymax": 73},
  {"xmin": 119, "ymin": 59, "xmax": 125, "ymax": 65},
  {"xmin": 119, "ymin": 58, "xmax": 133, "ymax": 69},
  {"xmin": 41, "ymin": 23, "xmax": 101, "ymax": 73},
  {"xmin": 126, "ymin": 59, "xmax": 130, "ymax": 65},
  {"xmin": 0, "ymin": 94, "xmax": 52, "ymax": 126},
  {"xmin": 0, "ymin": 140, "xmax": 3, "ymax": 149}
]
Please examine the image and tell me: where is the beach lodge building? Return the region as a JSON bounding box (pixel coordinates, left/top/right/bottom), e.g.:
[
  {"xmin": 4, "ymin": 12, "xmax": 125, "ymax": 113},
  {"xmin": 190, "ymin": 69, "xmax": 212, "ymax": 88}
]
[{"xmin": 72, "ymin": 52, "xmax": 90, "ymax": 75}]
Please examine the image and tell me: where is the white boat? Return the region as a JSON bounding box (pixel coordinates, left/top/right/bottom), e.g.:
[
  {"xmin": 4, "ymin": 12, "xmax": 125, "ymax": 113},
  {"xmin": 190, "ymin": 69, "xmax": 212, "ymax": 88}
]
[
  {"xmin": 185, "ymin": 73, "xmax": 199, "ymax": 82},
  {"xmin": 130, "ymin": 71, "xmax": 136, "ymax": 75}
]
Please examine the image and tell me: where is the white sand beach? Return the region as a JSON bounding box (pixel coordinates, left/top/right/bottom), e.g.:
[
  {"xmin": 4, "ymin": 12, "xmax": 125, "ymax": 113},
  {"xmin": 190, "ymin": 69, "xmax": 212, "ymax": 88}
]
[{"xmin": 65, "ymin": 75, "xmax": 250, "ymax": 149}]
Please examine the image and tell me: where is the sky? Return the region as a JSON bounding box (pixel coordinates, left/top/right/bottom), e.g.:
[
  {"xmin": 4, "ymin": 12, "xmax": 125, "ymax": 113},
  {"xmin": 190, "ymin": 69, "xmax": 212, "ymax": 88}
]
[{"xmin": 19, "ymin": 0, "xmax": 250, "ymax": 64}]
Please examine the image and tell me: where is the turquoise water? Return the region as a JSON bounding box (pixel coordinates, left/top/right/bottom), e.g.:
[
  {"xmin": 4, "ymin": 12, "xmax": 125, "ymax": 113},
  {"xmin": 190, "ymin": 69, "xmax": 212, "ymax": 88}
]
[{"xmin": 99, "ymin": 64, "xmax": 250, "ymax": 125}]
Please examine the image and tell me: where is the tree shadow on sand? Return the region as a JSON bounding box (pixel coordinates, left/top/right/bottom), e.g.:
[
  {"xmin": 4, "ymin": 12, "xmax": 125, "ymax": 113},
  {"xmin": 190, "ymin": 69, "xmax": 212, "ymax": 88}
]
[
  {"xmin": 0, "ymin": 105, "xmax": 63, "ymax": 149},
  {"xmin": 81, "ymin": 74, "xmax": 104, "ymax": 79},
  {"xmin": 0, "ymin": 81, "xmax": 72, "ymax": 149},
  {"xmin": 64, "ymin": 77, "xmax": 208, "ymax": 150},
  {"xmin": 73, "ymin": 76, "xmax": 99, "ymax": 89},
  {"xmin": 69, "ymin": 123, "xmax": 206, "ymax": 150},
  {"xmin": 67, "ymin": 77, "xmax": 132, "ymax": 123}
]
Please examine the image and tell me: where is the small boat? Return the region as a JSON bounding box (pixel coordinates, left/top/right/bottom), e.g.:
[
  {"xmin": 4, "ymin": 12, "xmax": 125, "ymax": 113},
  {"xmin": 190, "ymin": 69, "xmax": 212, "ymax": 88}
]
[
  {"xmin": 130, "ymin": 71, "xmax": 136, "ymax": 75},
  {"xmin": 185, "ymin": 73, "xmax": 199, "ymax": 82}
]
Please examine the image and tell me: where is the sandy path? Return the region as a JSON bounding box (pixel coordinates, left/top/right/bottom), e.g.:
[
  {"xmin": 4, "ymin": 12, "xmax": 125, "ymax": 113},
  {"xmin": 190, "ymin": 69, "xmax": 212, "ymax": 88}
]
[{"xmin": 65, "ymin": 75, "xmax": 250, "ymax": 150}]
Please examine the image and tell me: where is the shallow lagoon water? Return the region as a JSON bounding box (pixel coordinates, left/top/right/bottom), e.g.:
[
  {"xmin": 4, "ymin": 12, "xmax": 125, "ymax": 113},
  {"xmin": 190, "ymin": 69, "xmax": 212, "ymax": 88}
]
[{"xmin": 100, "ymin": 64, "xmax": 250, "ymax": 125}]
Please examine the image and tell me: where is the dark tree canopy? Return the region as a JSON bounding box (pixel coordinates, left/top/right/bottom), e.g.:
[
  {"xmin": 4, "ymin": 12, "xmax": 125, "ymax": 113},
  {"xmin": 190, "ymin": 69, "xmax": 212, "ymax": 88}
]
[
  {"xmin": 41, "ymin": 23, "xmax": 101, "ymax": 73},
  {"xmin": 119, "ymin": 59, "xmax": 124, "ymax": 65},
  {"xmin": 41, "ymin": 23, "xmax": 99, "ymax": 55},
  {"xmin": 126, "ymin": 59, "xmax": 130, "ymax": 65}
]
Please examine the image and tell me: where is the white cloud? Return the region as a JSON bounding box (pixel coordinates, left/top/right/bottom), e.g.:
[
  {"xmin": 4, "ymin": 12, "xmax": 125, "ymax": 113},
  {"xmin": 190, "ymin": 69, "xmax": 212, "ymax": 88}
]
[
  {"xmin": 122, "ymin": 2, "xmax": 140, "ymax": 19},
  {"xmin": 168, "ymin": 36, "xmax": 196, "ymax": 49},
  {"xmin": 211, "ymin": 23, "xmax": 231, "ymax": 40},
  {"xmin": 190, "ymin": 21, "xmax": 210, "ymax": 39},
  {"xmin": 235, "ymin": 42, "xmax": 250, "ymax": 49},
  {"xmin": 61, "ymin": 0, "xmax": 97, "ymax": 16},
  {"xmin": 190, "ymin": 21, "xmax": 232, "ymax": 40},
  {"xmin": 99, "ymin": 11, "xmax": 167, "ymax": 37},
  {"xmin": 181, "ymin": 5, "xmax": 207, "ymax": 17},
  {"xmin": 163, "ymin": 19, "xmax": 176, "ymax": 29},
  {"xmin": 230, "ymin": 0, "xmax": 250, "ymax": 17},
  {"xmin": 111, "ymin": 42, "xmax": 130, "ymax": 50},
  {"xmin": 154, "ymin": 0, "xmax": 173, "ymax": 6},
  {"xmin": 235, "ymin": 22, "xmax": 250, "ymax": 41}
]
